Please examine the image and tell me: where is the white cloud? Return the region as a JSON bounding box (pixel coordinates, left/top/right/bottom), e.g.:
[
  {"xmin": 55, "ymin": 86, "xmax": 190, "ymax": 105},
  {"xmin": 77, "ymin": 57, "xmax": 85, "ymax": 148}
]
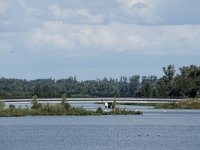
[
  {"xmin": 2, "ymin": 0, "xmax": 200, "ymax": 57},
  {"xmin": 118, "ymin": 0, "xmax": 149, "ymax": 8},
  {"xmin": 49, "ymin": 4, "xmax": 104, "ymax": 24},
  {"xmin": 29, "ymin": 21, "xmax": 200, "ymax": 56},
  {"xmin": 31, "ymin": 21, "xmax": 75, "ymax": 50},
  {"xmin": 0, "ymin": 0, "xmax": 12, "ymax": 16},
  {"xmin": 30, "ymin": 21, "xmax": 117, "ymax": 53},
  {"xmin": 1, "ymin": 0, "xmax": 200, "ymax": 79},
  {"xmin": 17, "ymin": 0, "xmax": 35, "ymax": 15}
]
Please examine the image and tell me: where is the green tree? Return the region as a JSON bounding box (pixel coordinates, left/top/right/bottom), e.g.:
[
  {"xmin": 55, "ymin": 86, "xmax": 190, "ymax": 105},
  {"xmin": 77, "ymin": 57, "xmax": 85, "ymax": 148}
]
[
  {"xmin": 33, "ymin": 84, "xmax": 42, "ymax": 97},
  {"xmin": 139, "ymin": 82, "xmax": 153, "ymax": 98},
  {"xmin": 176, "ymin": 65, "xmax": 200, "ymax": 98},
  {"xmin": 129, "ymin": 75, "xmax": 140, "ymax": 97},
  {"xmin": 163, "ymin": 65, "xmax": 176, "ymax": 80},
  {"xmin": 31, "ymin": 95, "xmax": 41, "ymax": 109},
  {"xmin": 136, "ymin": 76, "xmax": 157, "ymax": 98},
  {"xmin": 156, "ymin": 65, "xmax": 176, "ymax": 98},
  {"xmin": 61, "ymin": 94, "xmax": 70, "ymax": 110}
]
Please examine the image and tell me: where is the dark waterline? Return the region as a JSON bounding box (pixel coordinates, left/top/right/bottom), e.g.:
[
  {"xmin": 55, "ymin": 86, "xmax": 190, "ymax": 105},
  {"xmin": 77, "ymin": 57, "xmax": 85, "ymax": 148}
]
[{"xmin": 1, "ymin": 108, "xmax": 200, "ymax": 150}]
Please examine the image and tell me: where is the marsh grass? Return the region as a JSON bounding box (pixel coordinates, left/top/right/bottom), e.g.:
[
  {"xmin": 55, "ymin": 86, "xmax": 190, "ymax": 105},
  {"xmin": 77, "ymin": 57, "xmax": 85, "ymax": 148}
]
[
  {"xmin": 155, "ymin": 98, "xmax": 200, "ymax": 109},
  {"xmin": 0, "ymin": 103, "xmax": 142, "ymax": 117}
]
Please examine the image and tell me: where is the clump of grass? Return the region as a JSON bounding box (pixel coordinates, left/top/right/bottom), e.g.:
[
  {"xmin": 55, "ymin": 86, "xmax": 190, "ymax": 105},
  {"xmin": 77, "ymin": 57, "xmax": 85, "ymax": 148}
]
[
  {"xmin": 96, "ymin": 107, "xmax": 103, "ymax": 114},
  {"xmin": 0, "ymin": 101, "xmax": 5, "ymax": 110},
  {"xmin": 155, "ymin": 98, "xmax": 200, "ymax": 109}
]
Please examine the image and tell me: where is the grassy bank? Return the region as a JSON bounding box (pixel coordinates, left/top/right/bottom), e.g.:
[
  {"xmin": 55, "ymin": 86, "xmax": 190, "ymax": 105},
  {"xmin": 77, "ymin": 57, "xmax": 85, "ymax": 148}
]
[
  {"xmin": 155, "ymin": 99, "xmax": 200, "ymax": 109},
  {"xmin": 0, "ymin": 106, "xmax": 142, "ymax": 117},
  {"xmin": 0, "ymin": 97, "xmax": 142, "ymax": 117}
]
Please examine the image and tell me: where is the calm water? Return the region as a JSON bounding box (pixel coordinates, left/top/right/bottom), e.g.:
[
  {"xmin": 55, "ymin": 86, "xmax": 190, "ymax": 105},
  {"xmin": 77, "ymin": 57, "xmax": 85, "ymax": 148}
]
[{"xmin": 1, "ymin": 106, "xmax": 200, "ymax": 150}]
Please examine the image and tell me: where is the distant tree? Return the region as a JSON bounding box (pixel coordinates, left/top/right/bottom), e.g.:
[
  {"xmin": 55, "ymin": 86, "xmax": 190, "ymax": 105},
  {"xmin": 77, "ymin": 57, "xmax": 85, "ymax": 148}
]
[
  {"xmin": 136, "ymin": 76, "xmax": 157, "ymax": 98},
  {"xmin": 61, "ymin": 94, "xmax": 71, "ymax": 110},
  {"xmin": 119, "ymin": 76, "xmax": 129, "ymax": 97},
  {"xmin": 129, "ymin": 75, "xmax": 140, "ymax": 97},
  {"xmin": 176, "ymin": 65, "xmax": 200, "ymax": 98},
  {"xmin": 156, "ymin": 65, "xmax": 176, "ymax": 98},
  {"xmin": 140, "ymin": 82, "xmax": 153, "ymax": 98},
  {"xmin": 31, "ymin": 95, "xmax": 41, "ymax": 109},
  {"xmin": 163, "ymin": 65, "xmax": 176, "ymax": 80},
  {"xmin": 33, "ymin": 84, "xmax": 42, "ymax": 97},
  {"xmin": 156, "ymin": 78, "xmax": 170, "ymax": 97}
]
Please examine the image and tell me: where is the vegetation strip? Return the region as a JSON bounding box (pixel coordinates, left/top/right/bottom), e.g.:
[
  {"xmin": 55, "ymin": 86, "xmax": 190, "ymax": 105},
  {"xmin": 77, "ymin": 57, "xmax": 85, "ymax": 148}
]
[
  {"xmin": 154, "ymin": 99, "xmax": 200, "ymax": 109},
  {"xmin": 0, "ymin": 96, "xmax": 142, "ymax": 117}
]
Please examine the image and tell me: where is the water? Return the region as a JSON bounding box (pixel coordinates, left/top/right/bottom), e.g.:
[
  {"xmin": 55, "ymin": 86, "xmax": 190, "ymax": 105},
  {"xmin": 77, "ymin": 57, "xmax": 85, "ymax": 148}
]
[{"xmin": 1, "ymin": 107, "xmax": 200, "ymax": 150}]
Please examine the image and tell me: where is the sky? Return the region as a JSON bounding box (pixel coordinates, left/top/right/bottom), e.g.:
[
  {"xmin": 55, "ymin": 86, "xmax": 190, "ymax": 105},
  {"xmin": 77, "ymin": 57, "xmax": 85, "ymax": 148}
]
[{"xmin": 0, "ymin": 0, "xmax": 200, "ymax": 80}]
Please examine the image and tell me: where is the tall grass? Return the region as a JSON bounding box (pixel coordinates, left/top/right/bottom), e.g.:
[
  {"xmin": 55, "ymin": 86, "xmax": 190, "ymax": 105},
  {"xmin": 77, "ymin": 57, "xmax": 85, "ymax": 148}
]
[{"xmin": 155, "ymin": 98, "xmax": 200, "ymax": 109}]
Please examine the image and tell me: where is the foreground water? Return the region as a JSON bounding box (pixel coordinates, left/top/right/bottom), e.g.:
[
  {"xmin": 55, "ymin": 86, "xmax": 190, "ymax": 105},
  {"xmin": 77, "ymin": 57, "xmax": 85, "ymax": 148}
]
[{"xmin": 1, "ymin": 106, "xmax": 200, "ymax": 150}]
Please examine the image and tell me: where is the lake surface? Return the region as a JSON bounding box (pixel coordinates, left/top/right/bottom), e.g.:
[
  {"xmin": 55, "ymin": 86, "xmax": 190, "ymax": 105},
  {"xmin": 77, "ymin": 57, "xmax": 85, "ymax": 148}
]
[{"xmin": 1, "ymin": 106, "xmax": 200, "ymax": 150}]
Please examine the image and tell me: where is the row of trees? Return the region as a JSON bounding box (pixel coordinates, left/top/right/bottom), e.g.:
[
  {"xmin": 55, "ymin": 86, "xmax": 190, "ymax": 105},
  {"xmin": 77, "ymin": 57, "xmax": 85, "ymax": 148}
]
[{"xmin": 0, "ymin": 65, "xmax": 200, "ymax": 99}]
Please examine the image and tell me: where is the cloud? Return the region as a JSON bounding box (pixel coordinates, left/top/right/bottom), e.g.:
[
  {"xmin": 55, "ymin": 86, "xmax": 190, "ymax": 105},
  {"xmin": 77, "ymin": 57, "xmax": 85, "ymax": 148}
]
[
  {"xmin": 0, "ymin": 0, "xmax": 12, "ymax": 16},
  {"xmin": 116, "ymin": 0, "xmax": 160, "ymax": 24},
  {"xmin": 30, "ymin": 21, "xmax": 117, "ymax": 55},
  {"xmin": 1, "ymin": 0, "xmax": 200, "ymax": 57},
  {"xmin": 131, "ymin": 2, "xmax": 148, "ymax": 8},
  {"xmin": 17, "ymin": 0, "xmax": 35, "ymax": 15},
  {"xmin": 49, "ymin": 4, "xmax": 105, "ymax": 24},
  {"xmin": 29, "ymin": 20, "xmax": 200, "ymax": 56},
  {"xmin": 116, "ymin": 0, "xmax": 200, "ymax": 25},
  {"xmin": 118, "ymin": 0, "xmax": 149, "ymax": 8},
  {"xmin": 1, "ymin": 0, "xmax": 200, "ymax": 79}
]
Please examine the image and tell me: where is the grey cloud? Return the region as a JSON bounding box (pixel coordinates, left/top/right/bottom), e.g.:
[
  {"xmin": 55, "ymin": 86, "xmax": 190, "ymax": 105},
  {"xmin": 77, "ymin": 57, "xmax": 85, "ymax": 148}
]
[
  {"xmin": 49, "ymin": 4, "xmax": 106, "ymax": 24},
  {"xmin": 116, "ymin": 0, "xmax": 200, "ymax": 25},
  {"xmin": 131, "ymin": 2, "xmax": 148, "ymax": 9},
  {"xmin": 1, "ymin": 0, "xmax": 200, "ymax": 79},
  {"xmin": 2, "ymin": 0, "xmax": 200, "ymax": 28}
]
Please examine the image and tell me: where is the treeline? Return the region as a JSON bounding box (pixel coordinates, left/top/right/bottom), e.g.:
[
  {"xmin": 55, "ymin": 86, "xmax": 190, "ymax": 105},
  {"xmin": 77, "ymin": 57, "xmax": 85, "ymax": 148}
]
[{"xmin": 0, "ymin": 65, "xmax": 200, "ymax": 99}]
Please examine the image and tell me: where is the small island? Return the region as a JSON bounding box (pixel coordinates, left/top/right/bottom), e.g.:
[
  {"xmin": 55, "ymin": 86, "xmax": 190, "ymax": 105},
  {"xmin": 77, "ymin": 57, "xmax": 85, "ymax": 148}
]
[{"xmin": 0, "ymin": 96, "xmax": 142, "ymax": 117}]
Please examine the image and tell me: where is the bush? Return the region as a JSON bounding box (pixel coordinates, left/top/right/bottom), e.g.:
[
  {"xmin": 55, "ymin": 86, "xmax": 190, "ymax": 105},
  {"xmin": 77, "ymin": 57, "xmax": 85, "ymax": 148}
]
[
  {"xmin": 9, "ymin": 104, "xmax": 16, "ymax": 109},
  {"xmin": 0, "ymin": 101, "xmax": 5, "ymax": 110},
  {"xmin": 61, "ymin": 95, "xmax": 71, "ymax": 110},
  {"xmin": 96, "ymin": 107, "xmax": 103, "ymax": 114},
  {"xmin": 31, "ymin": 96, "xmax": 42, "ymax": 109}
]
